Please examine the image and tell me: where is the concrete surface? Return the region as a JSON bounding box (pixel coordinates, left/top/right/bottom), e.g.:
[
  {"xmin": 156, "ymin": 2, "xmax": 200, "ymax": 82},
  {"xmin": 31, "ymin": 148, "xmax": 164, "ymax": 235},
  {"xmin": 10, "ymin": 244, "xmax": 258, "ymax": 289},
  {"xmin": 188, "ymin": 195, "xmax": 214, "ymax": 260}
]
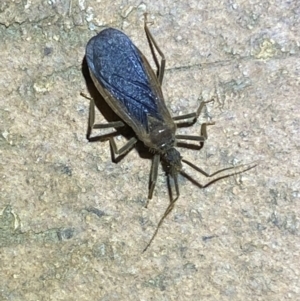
[{"xmin": 0, "ymin": 0, "xmax": 299, "ymax": 300}]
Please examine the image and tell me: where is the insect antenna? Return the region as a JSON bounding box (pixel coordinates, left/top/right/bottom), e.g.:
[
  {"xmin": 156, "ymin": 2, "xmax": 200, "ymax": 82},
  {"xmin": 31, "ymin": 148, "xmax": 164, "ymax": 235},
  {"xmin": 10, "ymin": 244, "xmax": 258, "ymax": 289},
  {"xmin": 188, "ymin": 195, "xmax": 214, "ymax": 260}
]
[
  {"xmin": 181, "ymin": 159, "xmax": 258, "ymax": 189},
  {"xmin": 143, "ymin": 160, "xmax": 257, "ymax": 252}
]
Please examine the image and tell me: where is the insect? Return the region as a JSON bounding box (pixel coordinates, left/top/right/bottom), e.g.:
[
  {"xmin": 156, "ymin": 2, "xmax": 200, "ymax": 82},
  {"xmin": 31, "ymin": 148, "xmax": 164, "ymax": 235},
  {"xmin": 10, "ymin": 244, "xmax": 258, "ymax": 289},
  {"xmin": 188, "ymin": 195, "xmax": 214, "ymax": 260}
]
[{"xmin": 85, "ymin": 14, "xmax": 256, "ymax": 251}]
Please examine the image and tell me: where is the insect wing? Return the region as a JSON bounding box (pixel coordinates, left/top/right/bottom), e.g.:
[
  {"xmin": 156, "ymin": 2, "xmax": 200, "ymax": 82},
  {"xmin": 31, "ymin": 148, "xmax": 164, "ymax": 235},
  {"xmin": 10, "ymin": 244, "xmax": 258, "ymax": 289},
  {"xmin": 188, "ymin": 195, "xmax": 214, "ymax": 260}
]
[{"xmin": 86, "ymin": 28, "xmax": 172, "ymax": 136}]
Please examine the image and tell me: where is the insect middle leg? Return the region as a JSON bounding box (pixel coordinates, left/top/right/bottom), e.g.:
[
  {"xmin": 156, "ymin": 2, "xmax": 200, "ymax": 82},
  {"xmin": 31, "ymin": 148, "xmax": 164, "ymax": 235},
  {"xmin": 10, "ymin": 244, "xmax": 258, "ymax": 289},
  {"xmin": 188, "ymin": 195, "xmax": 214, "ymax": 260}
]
[
  {"xmin": 173, "ymin": 99, "xmax": 215, "ymax": 144},
  {"xmin": 87, "ymin": 97, "xmax": 138, "ymax": 161}
]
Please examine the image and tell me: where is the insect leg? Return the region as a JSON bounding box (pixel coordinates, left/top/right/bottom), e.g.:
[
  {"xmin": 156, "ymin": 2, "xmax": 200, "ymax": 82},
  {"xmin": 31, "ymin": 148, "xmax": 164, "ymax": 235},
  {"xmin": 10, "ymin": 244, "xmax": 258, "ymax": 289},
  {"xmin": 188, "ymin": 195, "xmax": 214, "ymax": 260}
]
[
  {"xmin": 173, "ymin": 100, "xmax": 215, "ymax": 144},
  {"xmin": 143, "ymin": 179, "xmax": 180, "ymax": 252},
  {"xmin": 109, "ymin": 136, "xmax": 138, "ymax": 162},
  {"xmin": 86, "ymin": 95, "xmax": 137, "ymax": 160},
  {"xmin": 143, "ymin": 162, "xmax": 257, "ymax": 252},
  {"xmin": 147, "ymin": 153, "xmax": 160, "ymax": 205},
  {"xmin": 144, "ymin": 13, "xmax": 166, "ymax": 84},
  {"xmin": 175, "ymin": 122, "xmax": 214, "ymax": 143},
  {"xmin": 144, "ymin": 159, "xmax": 181, "ymax": 251},
  {"xmin": 173, "ymin": 99, "xmax": 214, "ymax": 126},
  {"xmin": 87, "ymin": 96, "xmax": 126, "ymax": 140}
]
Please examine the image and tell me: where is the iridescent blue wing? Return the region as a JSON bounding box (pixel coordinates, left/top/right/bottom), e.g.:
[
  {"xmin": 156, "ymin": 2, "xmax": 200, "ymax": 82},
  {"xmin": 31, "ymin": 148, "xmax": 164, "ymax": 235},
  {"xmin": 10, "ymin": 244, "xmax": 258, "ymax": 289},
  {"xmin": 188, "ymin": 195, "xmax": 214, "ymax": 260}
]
[{"xmin": 86, "ymin": 28, "xmax": 170, "ymax": 134}]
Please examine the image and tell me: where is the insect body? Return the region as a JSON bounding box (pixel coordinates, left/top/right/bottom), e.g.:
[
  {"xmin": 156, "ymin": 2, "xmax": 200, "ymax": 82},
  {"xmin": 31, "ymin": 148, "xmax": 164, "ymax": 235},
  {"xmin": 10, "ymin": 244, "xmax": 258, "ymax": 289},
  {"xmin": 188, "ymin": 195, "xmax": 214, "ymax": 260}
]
[
  {"xmin": 85, "ymin": 14, "xmax": 255, "ymax": 251},
  {"xmin": 86, "ymin": 25, "xmax": 181, "ymax": 175}
]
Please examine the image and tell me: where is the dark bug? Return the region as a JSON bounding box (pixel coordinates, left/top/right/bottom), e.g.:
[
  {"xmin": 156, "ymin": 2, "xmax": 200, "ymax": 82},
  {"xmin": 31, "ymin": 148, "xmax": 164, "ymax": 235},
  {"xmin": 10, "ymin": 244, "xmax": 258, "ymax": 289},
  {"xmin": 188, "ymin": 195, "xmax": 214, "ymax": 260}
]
[{"xmin": 85, "ymin": 14, "xmax": 256, "ymax": 251}]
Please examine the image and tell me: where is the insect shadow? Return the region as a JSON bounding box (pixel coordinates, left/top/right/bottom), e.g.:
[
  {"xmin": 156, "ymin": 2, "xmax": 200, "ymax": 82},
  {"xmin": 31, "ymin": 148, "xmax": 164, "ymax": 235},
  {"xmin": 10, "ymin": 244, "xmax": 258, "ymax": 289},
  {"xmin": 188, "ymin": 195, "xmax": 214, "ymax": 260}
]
[
  {"xmin": 82, "ymin": 58, "xmax": 140, "ymax": 163},
  {"xmin": 82, "ymin": 14, "xmax": 257, "ymax": 252}
]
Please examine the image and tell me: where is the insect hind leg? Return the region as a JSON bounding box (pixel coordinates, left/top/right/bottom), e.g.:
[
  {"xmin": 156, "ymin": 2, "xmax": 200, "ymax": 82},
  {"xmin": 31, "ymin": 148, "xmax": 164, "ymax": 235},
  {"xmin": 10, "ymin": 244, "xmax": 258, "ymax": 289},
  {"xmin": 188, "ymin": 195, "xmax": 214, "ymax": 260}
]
[
  {"xmin": 86, "ymin": 94, "xmax": 125, "ymax": 138},
  {"xmin": 85, "ymin": 93, "xmax": 138, "ymax": 161},
  {"xmin": 144, "ymin": 13, "xmax": 166, "ymax": 84}
]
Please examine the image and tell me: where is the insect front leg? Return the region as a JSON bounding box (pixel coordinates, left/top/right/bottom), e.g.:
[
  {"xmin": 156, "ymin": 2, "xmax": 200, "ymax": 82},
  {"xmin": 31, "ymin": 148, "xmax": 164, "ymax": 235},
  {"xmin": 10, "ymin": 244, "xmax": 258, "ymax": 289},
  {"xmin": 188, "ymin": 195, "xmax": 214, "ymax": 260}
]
[
  {"xmin": 144, "ymin": 13, "xmax": 166, "ymax": 84},
  {"xmin": 147, "ymin": 153, "xmax": 160, "ymax": 205},
  {"xmin": 143, "ymin": 176, "xmax": 180, "ymax": 253}
]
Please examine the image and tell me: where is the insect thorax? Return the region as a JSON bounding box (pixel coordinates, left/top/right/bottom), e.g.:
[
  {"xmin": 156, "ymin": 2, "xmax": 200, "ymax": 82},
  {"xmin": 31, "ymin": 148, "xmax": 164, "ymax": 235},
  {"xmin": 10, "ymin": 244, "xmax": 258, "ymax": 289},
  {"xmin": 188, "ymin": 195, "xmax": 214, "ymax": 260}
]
[
  {"xmin": 146, "ymin": 116, "xmax": 182, "ymax": 173},
  {"xmin": 145, "ymin": 115, "xmax": 177, "ymax": 152}
]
